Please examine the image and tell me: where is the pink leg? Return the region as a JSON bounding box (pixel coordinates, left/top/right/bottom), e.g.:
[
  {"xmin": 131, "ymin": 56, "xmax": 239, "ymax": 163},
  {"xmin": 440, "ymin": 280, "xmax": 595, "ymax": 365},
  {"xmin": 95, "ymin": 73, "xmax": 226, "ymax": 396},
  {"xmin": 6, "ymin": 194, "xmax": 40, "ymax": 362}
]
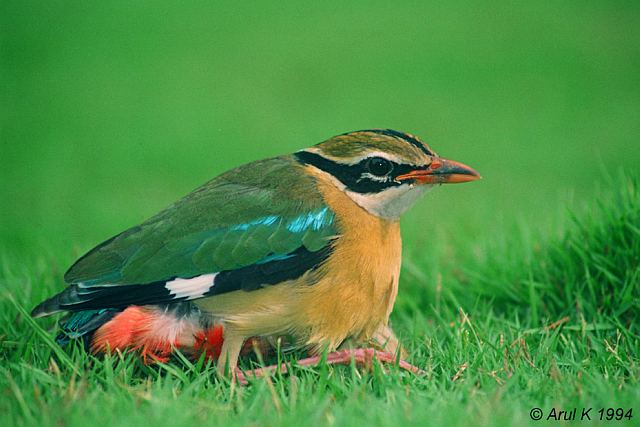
[{"xmin": 234, "ymin": 348, "xmax": 425, "ymax": 385}]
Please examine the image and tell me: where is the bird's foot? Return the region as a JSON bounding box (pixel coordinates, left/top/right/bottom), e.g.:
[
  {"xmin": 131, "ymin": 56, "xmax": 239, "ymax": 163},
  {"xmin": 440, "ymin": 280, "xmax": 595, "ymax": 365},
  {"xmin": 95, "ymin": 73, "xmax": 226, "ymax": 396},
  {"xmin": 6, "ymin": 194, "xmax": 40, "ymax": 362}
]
[{"xmin": 233, "ymin": 348, "xmax": 425, "ymax": 385}]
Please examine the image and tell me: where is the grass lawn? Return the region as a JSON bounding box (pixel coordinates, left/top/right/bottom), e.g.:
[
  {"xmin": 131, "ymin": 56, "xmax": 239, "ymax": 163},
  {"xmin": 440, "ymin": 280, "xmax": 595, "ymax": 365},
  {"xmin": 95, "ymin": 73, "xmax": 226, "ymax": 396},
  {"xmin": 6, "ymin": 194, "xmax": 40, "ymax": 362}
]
[{"xmin": 1, "ymin": 2, "xmax": 639, "ymax": 426}]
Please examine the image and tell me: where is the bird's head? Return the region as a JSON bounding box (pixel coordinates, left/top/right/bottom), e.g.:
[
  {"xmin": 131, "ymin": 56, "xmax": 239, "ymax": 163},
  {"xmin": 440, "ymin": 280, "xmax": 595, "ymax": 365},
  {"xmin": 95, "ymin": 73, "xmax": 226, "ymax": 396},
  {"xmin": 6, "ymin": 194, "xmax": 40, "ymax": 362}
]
[{"xmin": 295, "ymin": 129, "xmax": 480, "ymax": 219}]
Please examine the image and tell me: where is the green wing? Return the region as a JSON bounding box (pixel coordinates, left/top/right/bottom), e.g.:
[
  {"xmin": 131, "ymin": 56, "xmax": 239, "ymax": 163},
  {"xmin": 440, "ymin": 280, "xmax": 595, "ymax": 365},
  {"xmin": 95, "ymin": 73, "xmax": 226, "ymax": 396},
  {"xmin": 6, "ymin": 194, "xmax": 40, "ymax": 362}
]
[{"xmin": 64, "ymin": 155, "xmax": 337, "ymax": 287}]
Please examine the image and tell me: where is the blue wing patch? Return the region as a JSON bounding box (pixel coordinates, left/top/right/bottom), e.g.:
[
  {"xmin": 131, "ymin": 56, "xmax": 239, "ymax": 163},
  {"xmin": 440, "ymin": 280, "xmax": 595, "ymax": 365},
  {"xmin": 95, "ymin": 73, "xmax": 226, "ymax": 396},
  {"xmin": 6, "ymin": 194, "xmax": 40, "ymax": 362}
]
[
  {"xmin": 230, "ymin": 207, "xmax": 334, "ymax": 233},
  {"xmin": 287, "ymin": 207, "xmax": 333, "ymax": 232},
  {"xmin": 230, "ymin": 215, "xmax": 280, "ymax": 231}
]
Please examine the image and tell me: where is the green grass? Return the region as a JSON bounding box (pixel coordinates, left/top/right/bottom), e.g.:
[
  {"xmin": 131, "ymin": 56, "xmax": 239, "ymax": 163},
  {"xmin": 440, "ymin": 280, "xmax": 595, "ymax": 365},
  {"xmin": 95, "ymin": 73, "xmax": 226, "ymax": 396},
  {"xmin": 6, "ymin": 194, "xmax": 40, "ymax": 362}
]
[
  {"xmin": 2, "ymin": 1, "xmax": 640, "ymax": 426},
  {"xmin": 1, "ymin": 174, "xmax": 638, "ymax": 427}
]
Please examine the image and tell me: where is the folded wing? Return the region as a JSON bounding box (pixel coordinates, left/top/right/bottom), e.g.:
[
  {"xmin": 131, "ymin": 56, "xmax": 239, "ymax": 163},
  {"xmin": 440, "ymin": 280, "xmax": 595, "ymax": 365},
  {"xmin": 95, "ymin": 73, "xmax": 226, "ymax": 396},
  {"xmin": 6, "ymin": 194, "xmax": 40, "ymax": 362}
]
[{"xmin": 32, "ymin": 156, "xmax": 337, "ymax": 316}]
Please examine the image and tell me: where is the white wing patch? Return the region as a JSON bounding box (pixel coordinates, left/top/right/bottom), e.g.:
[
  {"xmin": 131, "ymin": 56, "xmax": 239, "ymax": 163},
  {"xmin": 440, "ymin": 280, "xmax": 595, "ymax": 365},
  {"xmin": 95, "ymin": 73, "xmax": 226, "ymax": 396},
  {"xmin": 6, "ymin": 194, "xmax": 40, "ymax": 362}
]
[{"xmin": 165, "ymin": 273, "xmax": 218, "ymax": 300}]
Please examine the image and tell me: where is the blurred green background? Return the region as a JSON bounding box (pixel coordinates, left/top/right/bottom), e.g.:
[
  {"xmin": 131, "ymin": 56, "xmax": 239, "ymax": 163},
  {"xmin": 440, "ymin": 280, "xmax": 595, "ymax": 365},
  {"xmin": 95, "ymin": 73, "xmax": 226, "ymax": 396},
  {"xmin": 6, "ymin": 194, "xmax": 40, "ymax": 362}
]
[{"xmin": 2, "ymin": 1, "xmax": 639, "ymax": 260}]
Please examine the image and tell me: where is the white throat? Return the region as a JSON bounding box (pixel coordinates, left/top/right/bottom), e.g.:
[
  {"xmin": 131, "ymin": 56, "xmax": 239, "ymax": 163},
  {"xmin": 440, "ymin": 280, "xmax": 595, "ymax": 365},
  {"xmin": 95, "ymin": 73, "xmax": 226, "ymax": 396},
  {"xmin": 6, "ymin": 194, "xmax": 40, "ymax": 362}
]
[{"xmin": 345, "ymin": 184, "xmax": 433, "ymax": 219}]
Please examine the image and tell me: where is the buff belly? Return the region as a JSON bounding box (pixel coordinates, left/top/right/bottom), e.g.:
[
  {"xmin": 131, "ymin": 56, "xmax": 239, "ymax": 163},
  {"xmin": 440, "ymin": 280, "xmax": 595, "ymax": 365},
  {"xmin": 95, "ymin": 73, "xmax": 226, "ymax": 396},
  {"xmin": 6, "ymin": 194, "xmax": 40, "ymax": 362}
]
[{"xmin": 195, "ymin": 166, "xmax": 402, "ymax": 353}]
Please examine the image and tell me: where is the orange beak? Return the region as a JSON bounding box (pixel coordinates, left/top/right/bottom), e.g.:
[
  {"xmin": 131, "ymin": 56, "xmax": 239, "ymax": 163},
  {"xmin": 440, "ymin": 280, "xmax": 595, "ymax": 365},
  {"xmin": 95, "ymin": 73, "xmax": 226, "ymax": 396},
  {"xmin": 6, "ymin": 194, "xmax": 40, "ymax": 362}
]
[{"xmin": 396, "ymin": 158, "xmax": 481, "ymax": 184}]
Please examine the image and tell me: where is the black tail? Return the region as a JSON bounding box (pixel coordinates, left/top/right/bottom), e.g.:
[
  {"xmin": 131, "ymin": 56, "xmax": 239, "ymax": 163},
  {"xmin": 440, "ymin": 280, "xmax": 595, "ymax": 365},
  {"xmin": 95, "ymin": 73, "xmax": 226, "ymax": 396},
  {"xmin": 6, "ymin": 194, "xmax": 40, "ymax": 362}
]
[
  {"xmin": 54, "ymin": 309, "xmax": 120, "ymax": 347},
  {"xmin": 31, "ymin": 290, "xmax": 72, "ymax": 318}
]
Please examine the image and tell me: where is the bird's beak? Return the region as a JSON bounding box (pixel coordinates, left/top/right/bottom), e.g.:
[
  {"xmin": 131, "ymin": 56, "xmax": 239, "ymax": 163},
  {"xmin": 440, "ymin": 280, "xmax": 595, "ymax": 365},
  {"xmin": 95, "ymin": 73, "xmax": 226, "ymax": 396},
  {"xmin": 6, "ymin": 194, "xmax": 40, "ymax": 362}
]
[{"xmin": 396, "ymin": 158, "xmax": 481, "ymax": 184}]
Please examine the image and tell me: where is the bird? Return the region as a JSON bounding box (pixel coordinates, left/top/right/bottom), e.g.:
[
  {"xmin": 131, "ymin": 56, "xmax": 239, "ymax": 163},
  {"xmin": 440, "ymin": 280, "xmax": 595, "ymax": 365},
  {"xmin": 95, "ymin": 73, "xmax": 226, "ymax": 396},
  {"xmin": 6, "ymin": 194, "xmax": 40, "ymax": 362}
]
[{"xmin": 32, "ymin": 129, "xmax": 480, "ymax": 382}]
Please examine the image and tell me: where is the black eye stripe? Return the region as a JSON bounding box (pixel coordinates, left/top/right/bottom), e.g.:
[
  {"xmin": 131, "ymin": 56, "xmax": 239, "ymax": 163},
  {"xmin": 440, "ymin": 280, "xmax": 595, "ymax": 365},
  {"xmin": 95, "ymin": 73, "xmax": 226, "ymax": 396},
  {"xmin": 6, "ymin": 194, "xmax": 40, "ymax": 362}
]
[
  {"xmin": 295, "ymin": 151, "xmax": 426, "ymax": 194},
  {"xmin": 365, "ymin": 157, "xmax": 393, "ymax": 177}
]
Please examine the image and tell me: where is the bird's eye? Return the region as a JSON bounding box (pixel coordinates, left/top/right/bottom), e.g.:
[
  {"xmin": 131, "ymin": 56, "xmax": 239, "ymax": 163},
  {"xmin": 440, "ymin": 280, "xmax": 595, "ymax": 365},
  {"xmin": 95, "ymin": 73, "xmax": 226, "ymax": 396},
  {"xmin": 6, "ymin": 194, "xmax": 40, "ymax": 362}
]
[{"xmin": 366, "ymin": 157, "xmax": 393, "ymax": 177}]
